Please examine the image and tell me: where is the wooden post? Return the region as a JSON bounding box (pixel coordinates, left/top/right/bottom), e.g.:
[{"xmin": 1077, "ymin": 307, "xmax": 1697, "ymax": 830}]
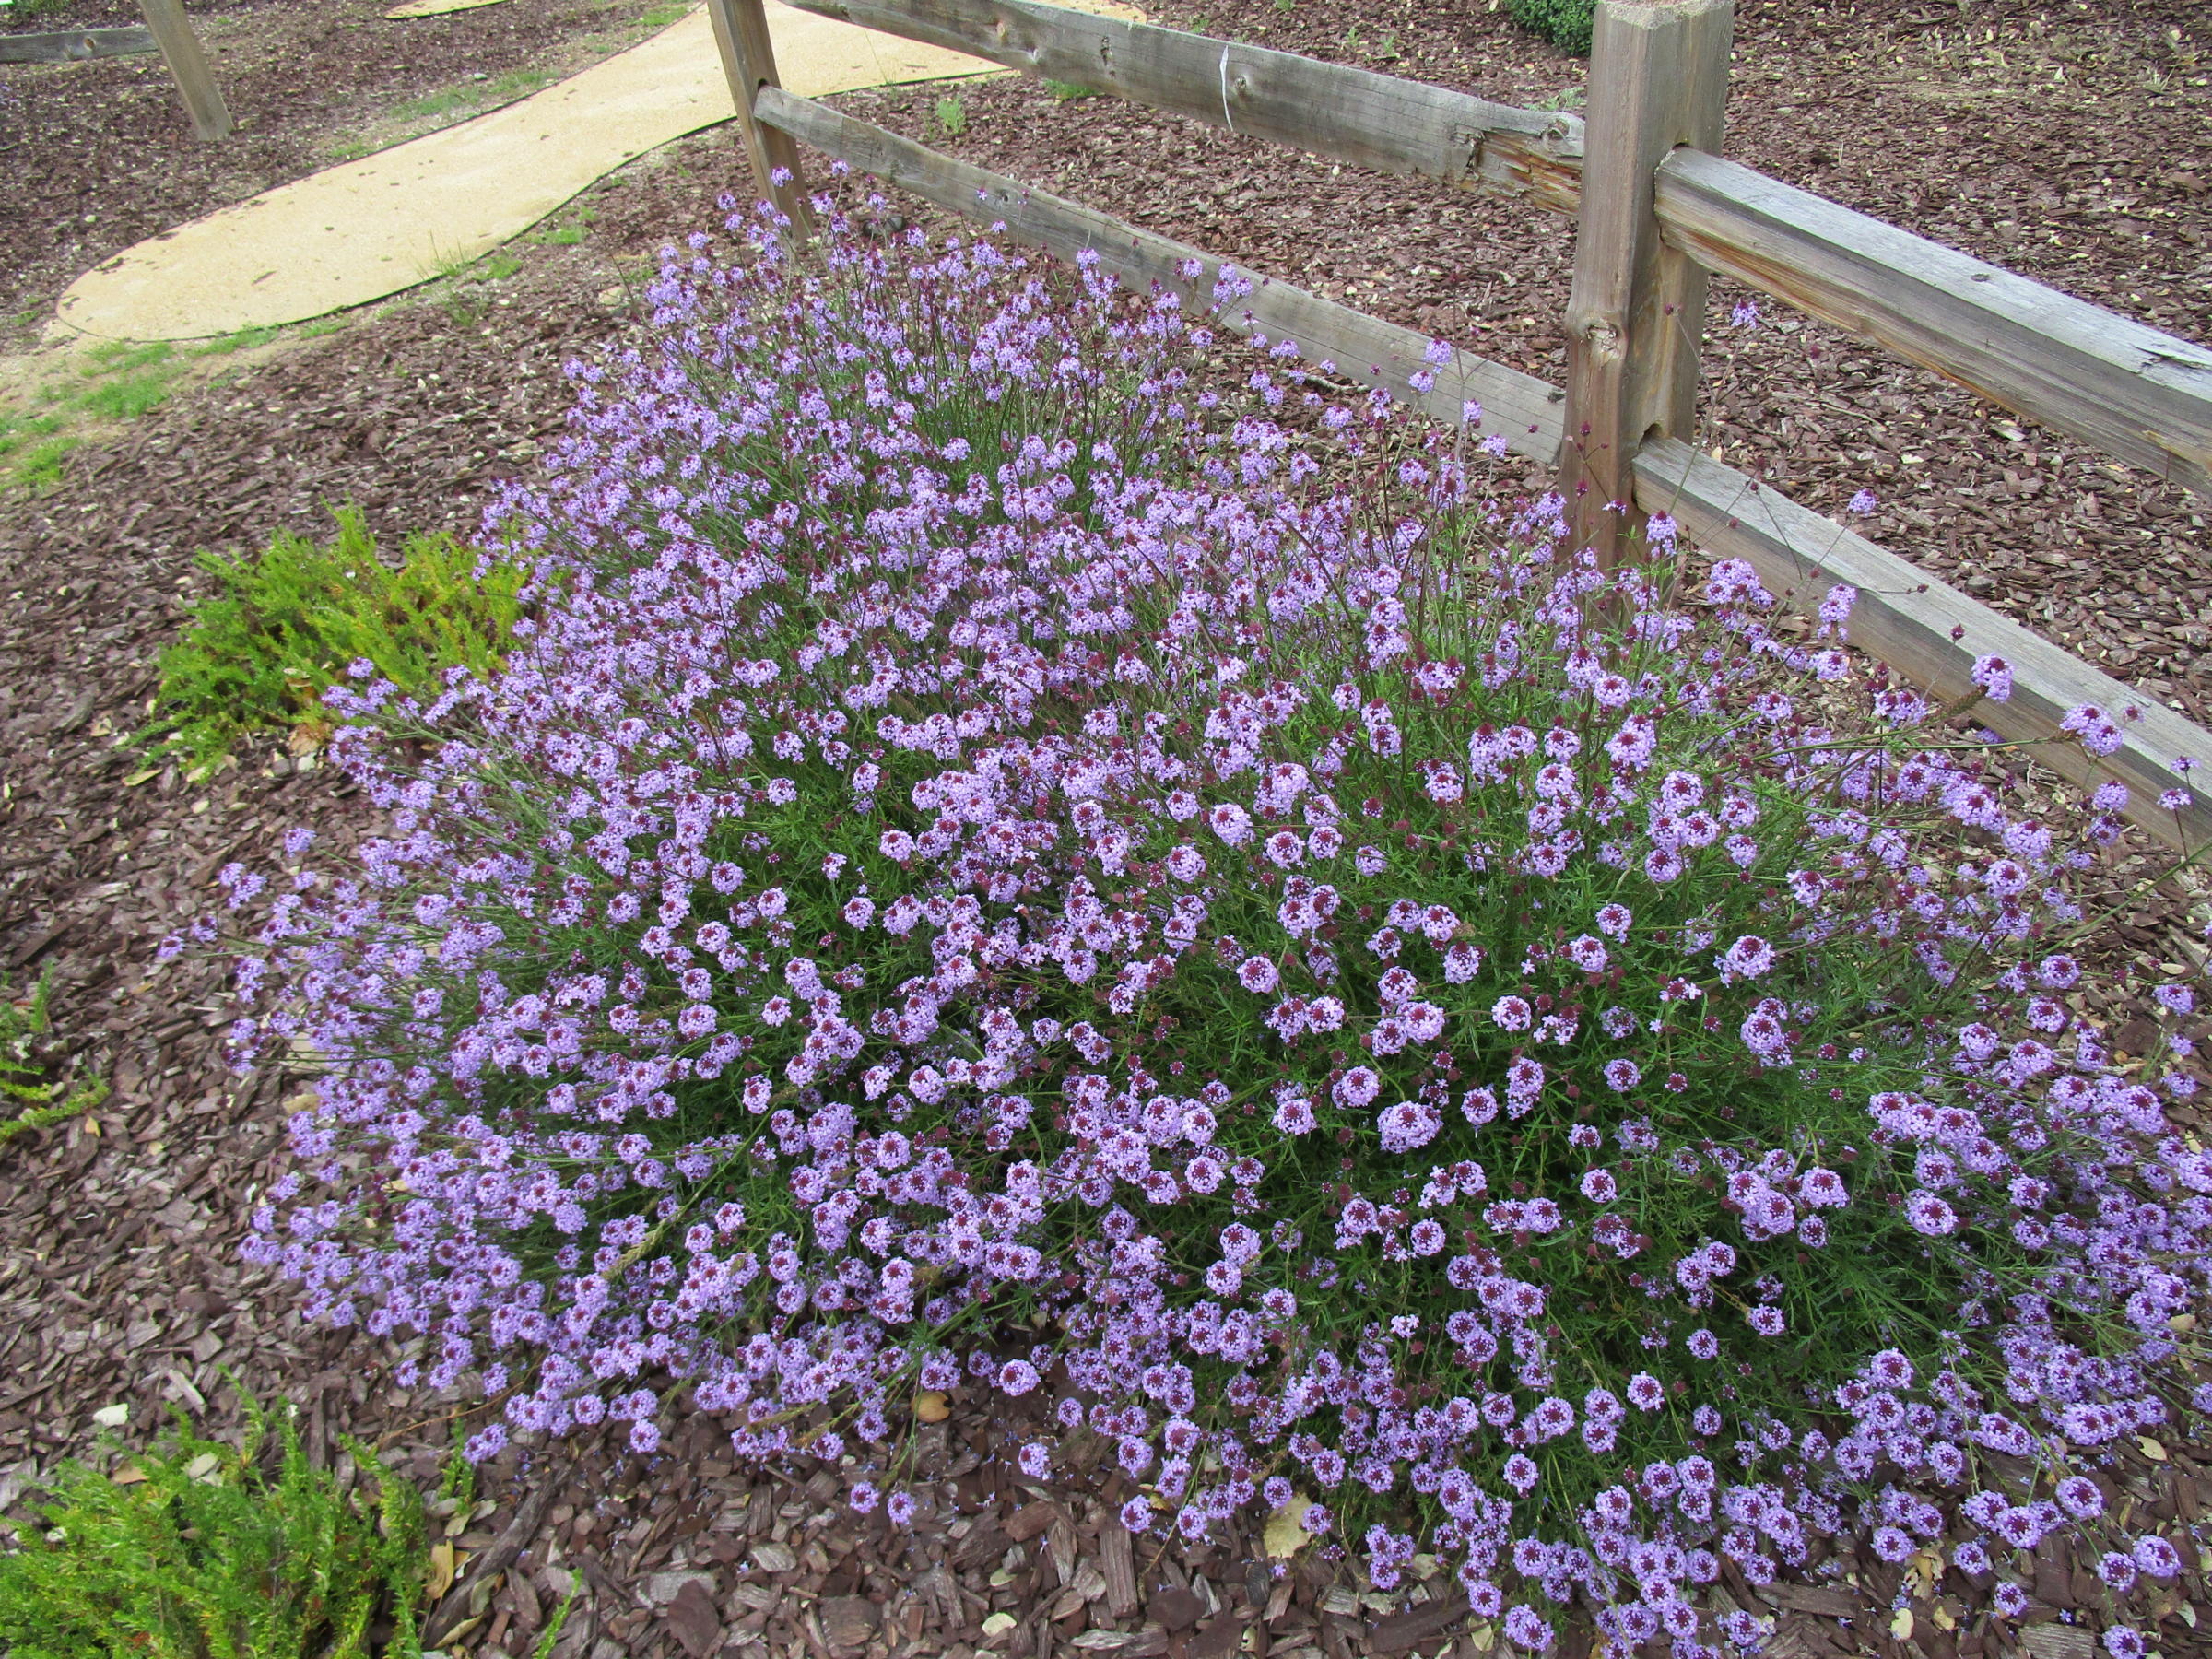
[
  {"xmin": 135, "ymin": 0, "xmax": 232, "ymax": 141},
  {"xmin": 1558, "ymin": 0, "xmax": 1732, "ymax": 567},
  {"xmin": 703, "ymin": 0, "xmax": 814, "ymax": 234}
]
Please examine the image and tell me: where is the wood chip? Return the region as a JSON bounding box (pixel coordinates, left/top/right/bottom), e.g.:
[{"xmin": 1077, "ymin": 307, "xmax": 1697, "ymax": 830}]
[
  {"xmin": 820, "ymin": 1594, "xmax": 881, "ymax": 1652},
  {"xmin": 1100, "ymin": 1516, "xmax": 1140, "ymax": 1619},
  {"xmin": 665, "ymin": 1578, "xmax": 724, "ymax": 1659},
  {"xmin": 1368, "ymin": 1590, "xmax": 1470, "ymax": 1654}
]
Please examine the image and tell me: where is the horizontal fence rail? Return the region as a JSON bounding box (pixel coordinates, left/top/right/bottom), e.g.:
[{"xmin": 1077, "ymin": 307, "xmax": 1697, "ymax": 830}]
[
  {"xmin": 781, "ymin": 0, "xmax": 1587, "ymax": 209},
  {"xmin": 1654, "ymin": 151, "xmax": 2212, "ymax": 501},
  {"xmin": 1634, "ymin": 439, "xmax": 2212, "ymax": 849},
  {"xmin": 724, "ymin": 0, "xmax": 2212, "ymax": 849},
  {"xmin": 757, "ymin": 86, "xmax": 1571, "ymax": 456},
  {"xmin": 0, "ymin": 25, "xmax": 158, "ymax": 63}
]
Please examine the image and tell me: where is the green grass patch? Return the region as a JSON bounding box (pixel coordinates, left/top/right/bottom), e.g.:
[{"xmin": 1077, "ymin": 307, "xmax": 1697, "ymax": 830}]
[
  {"xmin": 0, "ymin": 1389, "xmax": 427, "ymax": 1659},
  {"xmin": 0, "ymin": 411, "xmax": 75, "ymax": 493},
  {"xmin": 391, "ymin": 66, "xmax": 558, "ymax": 126},
  {"xmin": 145, "ymin": 505, "xmax": 532, "ymax": 771},
  {"xmin": 193, "ymin": 325, "xmax": 282, "ymax": 358},
  {"xmin": 636, "ymin": 1, "xmax": 688, "ymax": 28},
  {"xmin": 0, "ymin": 340, "xmax": 190, "ymax": 490},
  {"xmin": 934, "ymin": 94, "xmax": 969, "ymax": 135},
  {"xmin": 1041, "ymin": 77, "xmax": 1098, "ymax": 100}
]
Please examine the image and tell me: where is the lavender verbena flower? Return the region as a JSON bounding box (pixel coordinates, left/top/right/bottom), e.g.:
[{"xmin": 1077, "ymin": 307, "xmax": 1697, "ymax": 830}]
[{"xmin": 206, "ymin": 212, "xmax": 2212, "ymax": 1656}]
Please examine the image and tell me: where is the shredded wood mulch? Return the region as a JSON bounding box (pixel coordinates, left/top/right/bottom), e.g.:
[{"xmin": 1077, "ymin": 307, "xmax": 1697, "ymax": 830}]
[{"xmin": 3, "ymin": 1, "xmax": 2211, "ymax": 1657}]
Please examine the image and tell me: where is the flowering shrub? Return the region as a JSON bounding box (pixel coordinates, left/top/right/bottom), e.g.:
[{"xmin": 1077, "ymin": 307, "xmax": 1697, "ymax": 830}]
[{"xmin": 201, "ymin": 198, "xmax": 2210, "ymax": 1655}]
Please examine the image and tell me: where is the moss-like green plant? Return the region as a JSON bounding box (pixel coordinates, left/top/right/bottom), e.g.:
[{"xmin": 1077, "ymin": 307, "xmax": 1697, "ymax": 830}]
[
  {"xmin": 144, "ymin": 506, "xmax": 531, "ymax": 770},
  {"xmin": 0, "ymin": 1391, "xmax": 427, "ymax": 1659},
  {"xmin": 1505, "ymin": 0, "xmax": 1594, "ymax": 56}
]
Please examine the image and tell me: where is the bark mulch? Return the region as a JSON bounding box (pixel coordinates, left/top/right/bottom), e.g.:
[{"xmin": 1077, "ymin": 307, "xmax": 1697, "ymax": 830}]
[{"xmin": 3, "ymin": 2, "xmax": 2211, "ymax": 1658}]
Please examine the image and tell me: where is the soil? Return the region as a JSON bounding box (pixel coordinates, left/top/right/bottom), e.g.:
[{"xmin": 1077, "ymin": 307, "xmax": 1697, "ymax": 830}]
[{"xmin": 2, "ymin": 2, "xmax": 2211, "ymax": 1658}]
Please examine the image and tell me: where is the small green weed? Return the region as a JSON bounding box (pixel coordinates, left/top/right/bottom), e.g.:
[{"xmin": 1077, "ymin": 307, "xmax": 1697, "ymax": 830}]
[
  {"xmin": 0, "ymin": 1389, "xmax": 427, "ymax": 1659},
  {"xmin": 635, "ymin": 0, "xmax": 687, "ymax": 28},
  {"xmin": 145, "ymin": 505, "xmax": 532, "ymax": 769},
  {"xmin": 479, "ymin": 252, "xmax": 524, "ymax": 281},
  {"xmin": 1531, "ymin": 83, "xmax": 1587, "ymax": 111},
  {"xmin": 1041, "ymin": 77, "xmax": 1098, "ymax": 100},
  {"xmin": 544, "ymin": 224, "xmax": 587, "ymax": 245},
  {"xmin": 934, "ymin": 94, "xmax": 969, "ymax": 136},
  {"xmin": 0, "ymin": 971, "xmax": 108, "ymax": 1152}
]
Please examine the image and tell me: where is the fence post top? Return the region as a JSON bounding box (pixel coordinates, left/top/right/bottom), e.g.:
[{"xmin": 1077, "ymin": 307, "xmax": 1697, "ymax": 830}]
[{"xmin": 1595, "ymin": 0, "xmax": 1733, "ymax": 27}]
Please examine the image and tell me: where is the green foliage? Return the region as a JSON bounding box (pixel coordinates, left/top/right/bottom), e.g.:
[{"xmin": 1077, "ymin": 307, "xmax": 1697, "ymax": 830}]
[
  {"xmin": 528, "ymin": 1589, "xmax": 578, "ymax": 1659},
  {"xmin": 194, "ymin": 327, "xmax": 281, "ymax": 359},
  {"xmin": 145, "ymin": 506, "xmax": 531, "ymax": 770},
  {"xmin": 933, "ymin": 94, "xmax": 969, "ymax": 136},
  {"xmin": 433, "ymin": 1423, "xmax": 477, "ymax": 1519},
  {"xmin": 0, "ymin": 1391, "xmax": 426, "ymax": 1659},
  {"xmin": 1041, "ymin": 77, "xmax": 1098, "ymax": 100},
  {"xmin": 0, "ymin": 411, "xmax": 76, "ymax": 494},
  {"xmin": 1505, "ymin": 0, "xmax": 1595, "ymax": 56},
  {"xmin": 391, "ymin": 67, "xmax": 557, "ymax": 127},
  {"xmin": 1, "ymin": 339, "xmax": 194, "ymax": 492},
  {"xmin": 0, "ymin": 971, "xmax": 108, "ymax": 1150}
]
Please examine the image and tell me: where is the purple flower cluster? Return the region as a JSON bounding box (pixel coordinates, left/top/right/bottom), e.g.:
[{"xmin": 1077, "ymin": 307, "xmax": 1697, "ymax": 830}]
[{"xmin": 205, "ymin": 203, "xmax": 2209, "ymax": 1654}]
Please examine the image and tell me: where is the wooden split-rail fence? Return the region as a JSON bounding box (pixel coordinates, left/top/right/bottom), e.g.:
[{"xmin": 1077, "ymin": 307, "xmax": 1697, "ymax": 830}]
[
  {"xmin": 698, "ymin": 0, "xmax": 2212, "ymax": 853},
  {"xmin": 2, "ymin": 0, "xmax": 230, "ymax": 139}
]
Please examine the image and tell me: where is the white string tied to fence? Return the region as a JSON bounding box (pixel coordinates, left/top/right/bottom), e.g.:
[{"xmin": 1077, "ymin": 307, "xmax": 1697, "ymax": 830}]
[{"xmin": 1218, "ymin": 44, "xmax": 1235, "ymax": 135}]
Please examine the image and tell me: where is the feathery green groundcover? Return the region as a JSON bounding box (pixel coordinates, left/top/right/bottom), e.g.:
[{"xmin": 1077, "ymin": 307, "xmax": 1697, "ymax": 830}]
[{"xmin": 0, "ymin": 1392, "xmax": 426, "ymax": 1659}]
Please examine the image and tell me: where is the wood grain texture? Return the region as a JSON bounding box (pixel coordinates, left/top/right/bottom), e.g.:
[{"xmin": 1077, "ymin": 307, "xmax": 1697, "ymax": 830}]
[
  {"xmin": 1558, "ymin": 0, "xmax": 1732, "ymax": 567},
  {"xmin": 778, "ymin": 0, "xmax": 1586, "ymax": 209},
  {"xmin": 1632, "ymin": 437, "xmax": 2212, "ymax": 851},
  {"xmin": 1655, "ymin": 148, "xmax": 2212, "ymax": 501},
  {"xmin": 135, "ymin": 0, "xmax": 231, "ymax": 140},
  {"xmin": 755, "ymin": 86, "xmax": 1569, "ymax": 460},
  {"xmin": 0, "ymin": 26, "xmax": 157, "ymax": 63},
  {"xmin": 703, "ymin": 0, "xmax": 814, "ymax": 231},
  {"xmin": 1099, "ymin": 1517, "xmax": 1140, "ymax": 1620}
]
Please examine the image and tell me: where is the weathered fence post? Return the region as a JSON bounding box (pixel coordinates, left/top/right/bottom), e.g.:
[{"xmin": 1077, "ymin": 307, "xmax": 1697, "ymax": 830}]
[
  {"xmin": 1558, "ymin": 0, "xmax": 1733, "ymax": 567},
  {"xmin": 135, "ymin": 0, "xmax": 231, "ymax": 141},
  {"xmin": 704, "ymin": 0, "xmax": 815, "ymax": 235}
]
